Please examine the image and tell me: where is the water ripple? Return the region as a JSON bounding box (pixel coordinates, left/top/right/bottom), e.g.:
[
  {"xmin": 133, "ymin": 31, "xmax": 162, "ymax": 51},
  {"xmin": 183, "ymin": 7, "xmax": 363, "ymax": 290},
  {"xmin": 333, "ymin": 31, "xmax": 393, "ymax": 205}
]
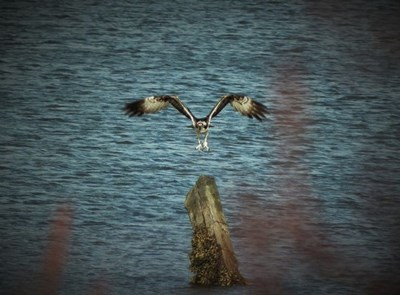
[{"xmin": 1, "ymin": 0, "xmax": 400, "ymax": 294}]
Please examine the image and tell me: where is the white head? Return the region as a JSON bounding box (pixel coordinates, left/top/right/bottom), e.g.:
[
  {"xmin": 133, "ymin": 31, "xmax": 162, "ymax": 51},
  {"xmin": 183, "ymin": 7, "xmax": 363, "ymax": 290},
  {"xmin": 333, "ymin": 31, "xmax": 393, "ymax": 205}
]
[{"xmin": 196, "ymin": 120, "xmax": 208, "ymax": 133}]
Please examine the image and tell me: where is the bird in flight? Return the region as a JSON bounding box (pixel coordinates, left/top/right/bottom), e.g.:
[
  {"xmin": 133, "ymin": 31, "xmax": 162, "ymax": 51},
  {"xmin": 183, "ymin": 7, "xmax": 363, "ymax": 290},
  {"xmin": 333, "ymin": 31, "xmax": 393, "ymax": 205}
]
[{"xmin": 124, "ymin": 94, "xmax": 269, "ymax": 151}]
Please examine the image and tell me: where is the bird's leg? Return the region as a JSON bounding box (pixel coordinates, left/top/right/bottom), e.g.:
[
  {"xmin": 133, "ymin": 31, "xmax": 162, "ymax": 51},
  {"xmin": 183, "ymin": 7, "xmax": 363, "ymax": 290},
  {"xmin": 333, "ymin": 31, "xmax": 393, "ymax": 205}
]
[
  {"xmin": 195, "ymin": 131, "xmax": 203, "ymax": 151},
  {"xmin": 202, "ymin": 131, "xmax": 210, "ymax": 151}
]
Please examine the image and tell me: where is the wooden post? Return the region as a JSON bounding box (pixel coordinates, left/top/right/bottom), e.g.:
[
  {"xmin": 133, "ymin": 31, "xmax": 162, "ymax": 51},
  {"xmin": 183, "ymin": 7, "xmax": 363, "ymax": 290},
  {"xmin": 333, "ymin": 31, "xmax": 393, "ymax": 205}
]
[{"xmin": 184, "ymin": 175, "xmax": 246, "ymax": 286}]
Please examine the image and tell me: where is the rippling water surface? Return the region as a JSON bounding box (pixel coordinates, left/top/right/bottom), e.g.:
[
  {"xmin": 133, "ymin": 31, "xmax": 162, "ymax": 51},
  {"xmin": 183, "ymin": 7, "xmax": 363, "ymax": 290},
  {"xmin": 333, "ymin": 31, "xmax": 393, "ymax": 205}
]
[{"xmin": 1, "ymin": 0, "xmax": 400, "ymax": 294}]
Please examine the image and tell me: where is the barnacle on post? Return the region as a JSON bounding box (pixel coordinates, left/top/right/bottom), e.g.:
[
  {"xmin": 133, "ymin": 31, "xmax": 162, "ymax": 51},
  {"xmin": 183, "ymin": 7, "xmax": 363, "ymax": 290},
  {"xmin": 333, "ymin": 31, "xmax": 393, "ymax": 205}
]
[{"xmin": 189, "ymin": 225, "xmax": 246, "ymax": 286}]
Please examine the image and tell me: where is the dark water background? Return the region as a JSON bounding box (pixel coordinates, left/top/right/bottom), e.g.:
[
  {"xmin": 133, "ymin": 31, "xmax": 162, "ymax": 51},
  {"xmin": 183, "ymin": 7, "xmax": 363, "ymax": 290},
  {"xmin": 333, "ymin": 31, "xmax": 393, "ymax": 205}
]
[{"xmin": 1, "ymin": 0, "xmax": 400, "ymax": 294}]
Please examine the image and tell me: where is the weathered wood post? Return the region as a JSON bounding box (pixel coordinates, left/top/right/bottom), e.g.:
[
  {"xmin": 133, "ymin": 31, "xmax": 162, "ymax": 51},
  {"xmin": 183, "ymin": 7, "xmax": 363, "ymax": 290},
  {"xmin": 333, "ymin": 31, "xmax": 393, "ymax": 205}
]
[{"xmin": 184, "ymin": 175, "xmax": 246, "ymax": 286}]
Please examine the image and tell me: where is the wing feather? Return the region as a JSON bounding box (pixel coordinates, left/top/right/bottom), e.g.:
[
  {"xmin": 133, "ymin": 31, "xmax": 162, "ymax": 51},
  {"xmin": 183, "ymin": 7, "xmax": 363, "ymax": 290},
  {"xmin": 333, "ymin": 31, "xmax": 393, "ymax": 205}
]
[
  {"xmin": 124, "ymin": 95, "xmax": 196, "ymax": 126},
  {"xmin": 207, "ymin": 94, "xmax": 269, "ymax": 125}
]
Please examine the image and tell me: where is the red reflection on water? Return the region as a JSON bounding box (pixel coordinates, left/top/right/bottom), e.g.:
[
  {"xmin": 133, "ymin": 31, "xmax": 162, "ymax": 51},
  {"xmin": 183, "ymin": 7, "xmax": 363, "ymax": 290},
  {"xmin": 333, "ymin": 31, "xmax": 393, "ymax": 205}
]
[
  {"xmin": 235, "ymin": 64, "xmax": 343, "ymax": 293},
  {"xmin": 235, "ymin": 62, "xmax": 400, "ymax": 294},
  {"xmin": 36, "ymin": 204, "xmax": 107, "ymax": 295},
  {"xmin": 38, "ymin": 204, "xmax": 73, "ymax": 295}
]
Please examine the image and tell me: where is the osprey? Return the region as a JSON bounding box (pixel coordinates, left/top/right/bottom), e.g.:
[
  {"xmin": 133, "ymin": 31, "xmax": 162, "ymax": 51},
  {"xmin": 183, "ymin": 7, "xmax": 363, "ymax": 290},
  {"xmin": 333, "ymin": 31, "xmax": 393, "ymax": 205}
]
[{"xmin": 124, "ymin": 94, "xmax": 269, "ymax": 151}]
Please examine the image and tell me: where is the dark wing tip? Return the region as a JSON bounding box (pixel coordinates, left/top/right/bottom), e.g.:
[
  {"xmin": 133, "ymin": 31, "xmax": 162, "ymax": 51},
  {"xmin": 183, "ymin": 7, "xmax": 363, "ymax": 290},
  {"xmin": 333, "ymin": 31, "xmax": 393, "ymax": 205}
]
[
  {"xmin": 124, "ymin": 100, "xmax": 144, "ymax": 117},
  {"xmin": 252, "ymin": 100, "xmax": 269, "ymax": 121}
]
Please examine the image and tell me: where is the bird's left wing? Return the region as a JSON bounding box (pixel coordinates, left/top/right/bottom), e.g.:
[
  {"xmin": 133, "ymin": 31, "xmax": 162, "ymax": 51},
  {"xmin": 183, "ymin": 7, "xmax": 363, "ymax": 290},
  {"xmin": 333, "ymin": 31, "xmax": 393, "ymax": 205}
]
[
  {"xmin": 206, "ymin": 94, "xmax": 269, "ymax": 125},
  {"xmin": 124, "ymin": 95, "xmax": 197, "ymax": 126}
]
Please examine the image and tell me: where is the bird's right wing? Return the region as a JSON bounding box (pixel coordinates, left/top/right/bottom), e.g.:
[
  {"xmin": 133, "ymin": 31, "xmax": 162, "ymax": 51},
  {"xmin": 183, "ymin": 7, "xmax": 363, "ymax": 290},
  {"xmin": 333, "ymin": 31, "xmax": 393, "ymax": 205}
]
[
  {"xmin": 124, "ymin": 95, "xmax": 197, "ymax": 126},
  {"xmin": 206, "ymin": 94, "xmax": 269, "ymax": 125}
]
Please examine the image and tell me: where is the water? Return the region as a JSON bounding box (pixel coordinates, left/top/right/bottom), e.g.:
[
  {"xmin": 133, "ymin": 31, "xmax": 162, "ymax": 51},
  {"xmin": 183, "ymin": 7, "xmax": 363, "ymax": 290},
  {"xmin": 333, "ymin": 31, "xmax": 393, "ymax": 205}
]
[{"xmin": 1, "ymin": 0, "xmax": 400, "ymax": 294}]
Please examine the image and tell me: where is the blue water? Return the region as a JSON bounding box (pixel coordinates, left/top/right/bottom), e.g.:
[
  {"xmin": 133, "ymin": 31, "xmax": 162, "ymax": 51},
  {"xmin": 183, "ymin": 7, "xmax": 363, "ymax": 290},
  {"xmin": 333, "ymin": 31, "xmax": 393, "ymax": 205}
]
[{"xmin": 1, "ymin": 0, "xmax": 400, "ymax": 294}]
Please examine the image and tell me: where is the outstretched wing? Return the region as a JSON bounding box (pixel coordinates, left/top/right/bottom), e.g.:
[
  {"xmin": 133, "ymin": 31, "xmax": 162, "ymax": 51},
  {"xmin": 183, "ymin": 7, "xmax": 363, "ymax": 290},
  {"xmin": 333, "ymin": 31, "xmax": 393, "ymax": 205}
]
[
  {"xmin": 124, "ymin": 95, "xmax": 196, "ymax": 126},
  {"xmin": 206, "ymin": 94, "xmax": 269, "ymax": 124}
]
